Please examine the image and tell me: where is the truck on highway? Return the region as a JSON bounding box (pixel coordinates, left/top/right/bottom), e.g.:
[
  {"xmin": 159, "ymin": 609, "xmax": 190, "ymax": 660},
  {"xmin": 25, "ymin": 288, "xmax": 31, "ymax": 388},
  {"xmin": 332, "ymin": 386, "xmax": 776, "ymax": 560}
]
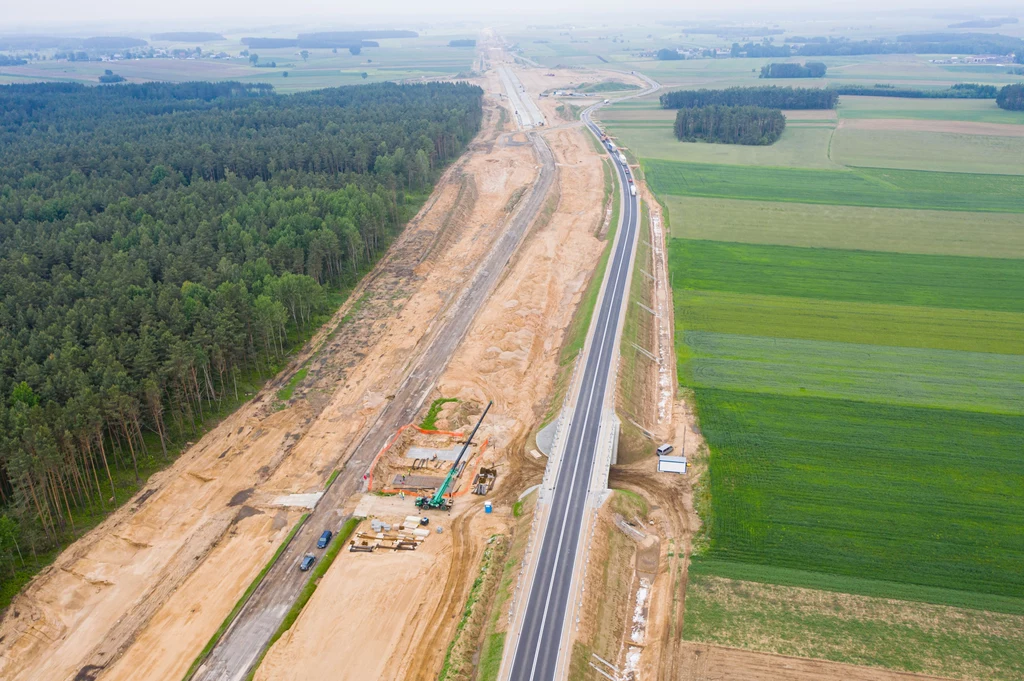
[
  {"xmin": 617, "ymin": 152, "xmax": 627, "ymax": 165},
  {"xmin": 629, "ymin": 184, "xmax": 636, "ymax": 196}
]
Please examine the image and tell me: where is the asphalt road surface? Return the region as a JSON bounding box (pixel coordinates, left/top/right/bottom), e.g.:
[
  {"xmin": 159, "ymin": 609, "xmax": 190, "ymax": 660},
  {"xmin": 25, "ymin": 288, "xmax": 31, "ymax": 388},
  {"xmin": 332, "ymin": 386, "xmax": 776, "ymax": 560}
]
[
  {"xmin": 507, "ymin": 112, "xmax": 639, "ymax": 680},
  {"xmin": 499, "ymin": 66, "xmax": 546, "ymax": 129},
  {"xmin": 191, "ymin": 133, "xmax": 556, "ymax": 681}
]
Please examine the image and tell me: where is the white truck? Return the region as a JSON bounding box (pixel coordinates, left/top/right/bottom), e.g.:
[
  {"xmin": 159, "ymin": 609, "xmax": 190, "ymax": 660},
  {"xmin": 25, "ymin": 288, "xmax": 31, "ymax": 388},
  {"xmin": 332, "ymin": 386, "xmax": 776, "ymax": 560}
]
[
  {"xmin": 629, "ymin": 184, "xmax": 636, "ymax": 196},
  {"xmin": 617, "ymin": 151, "xmax": 627, "ymax": 165}
]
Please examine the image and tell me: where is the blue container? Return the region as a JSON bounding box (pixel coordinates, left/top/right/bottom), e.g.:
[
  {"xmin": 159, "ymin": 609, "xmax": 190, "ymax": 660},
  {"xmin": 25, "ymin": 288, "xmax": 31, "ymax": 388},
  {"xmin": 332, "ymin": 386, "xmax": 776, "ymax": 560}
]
[{"xmin": 484, "ymin": 501, "xmax": 493, "ymax": 514}]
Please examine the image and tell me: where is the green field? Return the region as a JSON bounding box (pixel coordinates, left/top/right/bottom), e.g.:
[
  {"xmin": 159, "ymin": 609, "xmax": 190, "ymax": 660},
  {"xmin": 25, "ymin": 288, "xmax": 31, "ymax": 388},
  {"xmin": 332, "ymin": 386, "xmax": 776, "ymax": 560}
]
[
  {"xmin": 677, "ymin": 291, "xmax": 1024, "ymax": 355},
  {"xmin": 681, "ymin": 331, "xmax": 1024, "ymax": 413},
  {"xmin": 831, "ymin": 128, "xmax": 1024, "ymax": 175},
  {"xmin": 838, "ymin": 95, "xmax": 1024, "ymax": 124},
  {"xmin": 604, "ymin": 123, "xmax": 839, "ymax": 169},
  {"xmin": 693, "ymin": 388, "xmax": 1024, "ymax": 599},
  {"xmin": 671, "ymin": 240, "xmax": 1024, "ymax": 312},
  {"xmin": 664, "ymin": 196, "xmax": 1024, "ymax": 258},
  {"xmin": 645, "ymin": 159, "xmax": 1024, "ymax": 212}
]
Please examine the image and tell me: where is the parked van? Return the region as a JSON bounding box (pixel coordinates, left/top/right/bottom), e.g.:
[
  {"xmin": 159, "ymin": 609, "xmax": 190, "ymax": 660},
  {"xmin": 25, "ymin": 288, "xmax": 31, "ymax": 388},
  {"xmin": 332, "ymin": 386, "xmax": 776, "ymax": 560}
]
[{"xmin": 656, "ymin": 443, "xmax": 674, "ymax": 456}]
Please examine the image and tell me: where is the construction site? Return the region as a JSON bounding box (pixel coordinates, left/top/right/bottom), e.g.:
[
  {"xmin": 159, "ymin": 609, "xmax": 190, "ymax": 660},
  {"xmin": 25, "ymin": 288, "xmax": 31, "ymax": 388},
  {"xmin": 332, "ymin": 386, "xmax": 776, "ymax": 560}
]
[{"xmin": 0, "ymin": 37, "xmax": 685, "ymax": 681}]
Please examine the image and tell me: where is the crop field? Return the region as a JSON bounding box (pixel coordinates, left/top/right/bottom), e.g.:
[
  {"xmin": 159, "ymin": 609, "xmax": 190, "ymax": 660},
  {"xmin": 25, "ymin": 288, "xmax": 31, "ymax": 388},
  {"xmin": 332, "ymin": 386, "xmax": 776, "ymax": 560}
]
[
  {"xmin": 671, "ymin": 240, "xmax": 1024, "ymax": 312},
  {"xmin": 0, "ymin": 36, "xmax": 477, "ymax": 92},
  {"xmin": 629, "ymin": 44, "xmax": 1024, "ymax": 668},
  {"xmin": 664, "ymin": 196, "xmax": 1024, "ymax": 257},
  {"xmin": 645, "ymin": 159, "xmax": 1024, "ymax": 212},
  {"xmin": 676, "ymin": 291, "xmax": 1024, "ymax": 355},
  {"xmin": 691, "ymin": 388, "xmax": 1024, "ymax": 601},
  {"xmin": 604, "ymin": 123, "xmax": 839, "ymax": 169},
  {"xmin": 830, "ymin": 128, "xmax": 1024, "ymax": 174},
  {"xmin": 680, "ymin": 332, "xmax": 1024, "ymax": 413},
  {"xmin": 838, "ymin": 95, "xmax": 1024, "ymax": 124}
]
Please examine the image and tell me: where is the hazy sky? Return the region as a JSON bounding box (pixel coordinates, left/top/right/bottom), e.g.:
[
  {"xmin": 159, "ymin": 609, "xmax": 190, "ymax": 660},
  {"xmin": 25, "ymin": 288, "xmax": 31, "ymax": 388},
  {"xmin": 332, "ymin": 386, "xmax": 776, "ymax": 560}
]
[{"xmin": 5, "ymin": 0, "xmax": 1020, "ymax": 32}]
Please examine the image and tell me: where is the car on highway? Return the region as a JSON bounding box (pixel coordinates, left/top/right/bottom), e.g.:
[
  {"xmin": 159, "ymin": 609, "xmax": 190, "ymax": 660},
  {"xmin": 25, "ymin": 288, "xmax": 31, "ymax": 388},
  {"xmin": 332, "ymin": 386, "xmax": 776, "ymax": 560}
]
[
  {"xmin": 317, "ymin": 530, "xmax": 333, "ymax": 549},
  {"xmin": 299, "ymin": 554, "xmax": 316, "ymax": 571}
]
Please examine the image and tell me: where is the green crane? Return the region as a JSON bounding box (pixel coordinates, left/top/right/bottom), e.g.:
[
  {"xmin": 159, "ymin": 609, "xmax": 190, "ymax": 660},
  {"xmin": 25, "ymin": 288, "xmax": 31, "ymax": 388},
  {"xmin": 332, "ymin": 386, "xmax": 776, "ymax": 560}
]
[{"xmin": 416, "ymin": 401, "xmax": 492, "ymax": 511}]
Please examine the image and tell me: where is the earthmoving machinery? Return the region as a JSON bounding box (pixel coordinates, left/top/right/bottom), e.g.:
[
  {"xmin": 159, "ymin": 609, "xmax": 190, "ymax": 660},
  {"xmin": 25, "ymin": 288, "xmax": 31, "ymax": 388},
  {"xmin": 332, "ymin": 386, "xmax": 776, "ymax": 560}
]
[{"xmin": 416, "ymin": 401, "xmax": 492, "ymax": 511}]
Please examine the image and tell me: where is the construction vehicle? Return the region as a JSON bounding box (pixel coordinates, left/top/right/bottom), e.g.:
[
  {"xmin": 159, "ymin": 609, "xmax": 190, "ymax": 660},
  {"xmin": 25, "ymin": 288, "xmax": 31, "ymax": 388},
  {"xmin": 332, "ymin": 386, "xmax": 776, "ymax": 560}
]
[{"xmin": 416, "ymin": 401, "xmax": 492, "ymax": 511}]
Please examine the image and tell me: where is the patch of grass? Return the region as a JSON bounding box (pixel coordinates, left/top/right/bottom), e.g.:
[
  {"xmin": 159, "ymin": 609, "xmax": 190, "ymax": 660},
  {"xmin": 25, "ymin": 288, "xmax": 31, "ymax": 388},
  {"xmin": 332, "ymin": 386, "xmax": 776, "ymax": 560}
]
[
  {"xmin": 664, "ymin": 195, "xmax": 1024, "ymax": 258},
  {"xmin": 477, "ymin": 632, "xmax": 506, "ymax": 681},
  {"xmin": 683, "ymin": 573, "xmax": 1024, "ymax": 679},
  {"xmin": 244, "ymin": 516, "xmax": 361, "ymax": 681},
  {"xmin": 670, "ymin": 239, "xmax": 1024, "ymax": 312},
  {"xmin": 275, "ymin": 366, "xmax": 309, "ymax": 401},
  {"xmin": 420, "ymin": 397, "xmax": 459, "ymax": 430},
  {"xmin": 675, "ymin": 290, "xmax": 1024, "ymax": 355},
  {"xmin": 645, "ymin": 159, "xmax": 1024, "ymax": 212},
  {"xmin": 681, "ymin": 331, "xmax": 1024, "ymax": 414},
  {"xmin": 183, "ymin": 513, "xmax": 310, "ymax": 681},
  {"xmin": 692, "ymin": 389, "xmax": 1024, "ymax": 601},
  {"xmin": 324, "ymin": 469, "xmax": 341, "ymax": 490}
]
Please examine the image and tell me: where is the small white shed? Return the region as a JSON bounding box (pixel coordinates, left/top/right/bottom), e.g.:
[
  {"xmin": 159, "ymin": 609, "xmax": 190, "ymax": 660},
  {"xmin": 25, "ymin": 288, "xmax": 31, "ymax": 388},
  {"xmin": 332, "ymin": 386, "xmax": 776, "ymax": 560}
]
[{"xmin": 657, "ymin": 455, "xmax": 687, "ymax": 474}]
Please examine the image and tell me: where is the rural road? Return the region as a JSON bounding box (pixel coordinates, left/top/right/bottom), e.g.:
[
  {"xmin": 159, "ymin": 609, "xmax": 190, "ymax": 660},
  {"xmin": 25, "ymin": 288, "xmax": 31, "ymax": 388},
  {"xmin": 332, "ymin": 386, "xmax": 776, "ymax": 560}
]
[
  {"xmin": 506, "ymin": 110, "xmax": 641, "ymax": 680},
  {"xmin": 191, "ymin": 130, "xmax": 557, "ymax": 681}
]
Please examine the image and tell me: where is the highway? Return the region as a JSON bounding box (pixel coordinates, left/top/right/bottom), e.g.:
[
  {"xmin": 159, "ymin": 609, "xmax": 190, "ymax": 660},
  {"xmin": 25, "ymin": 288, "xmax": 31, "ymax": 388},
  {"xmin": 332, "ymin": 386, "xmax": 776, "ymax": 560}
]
[{"xmin": 507, "ymin": 108, "xmax": 640, "ymax": 680}]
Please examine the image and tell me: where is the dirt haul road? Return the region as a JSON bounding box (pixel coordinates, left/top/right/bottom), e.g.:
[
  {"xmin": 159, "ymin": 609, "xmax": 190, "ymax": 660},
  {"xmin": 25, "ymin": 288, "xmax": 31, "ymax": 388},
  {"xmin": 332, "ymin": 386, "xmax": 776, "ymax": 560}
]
[
  {"xmin": 0, "ymin": 78, "xmax": 542, "ymax": 681},
  {"xmin": 244, "ymin": 106, "xmax": 611, "ymax": 681}
]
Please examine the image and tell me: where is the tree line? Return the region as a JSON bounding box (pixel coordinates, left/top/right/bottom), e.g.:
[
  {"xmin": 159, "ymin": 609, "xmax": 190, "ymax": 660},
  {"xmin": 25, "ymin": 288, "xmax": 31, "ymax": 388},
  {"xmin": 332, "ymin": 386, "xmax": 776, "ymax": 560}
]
[
  {"xmin": 997, "ymin": 83, "xmax": 1024, "ymax": 110},
  {"xmin": 834, "ymin": 83, "xmax": 998, "ymax": 98},
  {"xmin": 760, "ymin": 62, "xmax": 827, "ymax": 78},
  {"xmin": 661, "ymin": 86, "xmax": 837, "ymax": 110},
  {"xmin": 0, "ymin": 80, "xmax": 482, "ymax": 583},
  {"xmin": 674, "ymin": 105, "xmax": 786, "ymax": 145},
  {"xmin": 727, "ymin": 33, "xmax": 1024, "ymax": 60}
]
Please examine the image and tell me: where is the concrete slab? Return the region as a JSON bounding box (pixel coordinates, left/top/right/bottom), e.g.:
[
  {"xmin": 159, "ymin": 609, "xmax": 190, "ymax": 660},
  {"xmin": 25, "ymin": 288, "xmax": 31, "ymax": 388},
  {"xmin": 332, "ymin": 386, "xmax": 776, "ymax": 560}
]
[
  {"xmin": 535, "ymin": 412, "xmax": 560, "ymax": 456},
  {"xmin": 271, "ymin": 492, "xmax": 323, "ymax": 509},
  {"xmin": 391, "ymin": 474, "xmax": 445, "ymax": 490},
  {"xmin": 406, "ymin": 445, "xmax": 463, "ymax": 461}
]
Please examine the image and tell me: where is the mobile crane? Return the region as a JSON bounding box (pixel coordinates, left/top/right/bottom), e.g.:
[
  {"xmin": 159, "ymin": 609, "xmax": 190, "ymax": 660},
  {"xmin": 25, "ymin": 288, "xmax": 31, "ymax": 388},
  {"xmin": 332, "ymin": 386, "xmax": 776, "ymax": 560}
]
[{"xmin": 415, "ymin": 401, "xmax": 492, "ymax": 511}]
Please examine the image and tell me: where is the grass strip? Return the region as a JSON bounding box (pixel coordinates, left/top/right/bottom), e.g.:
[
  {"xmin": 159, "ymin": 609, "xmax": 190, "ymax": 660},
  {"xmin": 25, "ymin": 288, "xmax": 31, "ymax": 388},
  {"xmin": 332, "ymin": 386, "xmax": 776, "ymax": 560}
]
[
  {"xmin": 421, "ymin": 397, "xmax": 460, "ymax": 430},
  {"xmin": 276, "ymin": 366, "xmax": 309, "ymax": 401},
  {"xmin": 244, "ymin": 516, "xmax": 362, "ymax": 681},
  {"xmin": 182, "ymin": 512, "xmax": 311, "ymax": 681},
  {"xmin": 437, "ymin": 536, "xmax": 506, "ymax": 681},
  {"xmin": 690, "ymin": 558, "xmax": 1024, "ymax": 616}
]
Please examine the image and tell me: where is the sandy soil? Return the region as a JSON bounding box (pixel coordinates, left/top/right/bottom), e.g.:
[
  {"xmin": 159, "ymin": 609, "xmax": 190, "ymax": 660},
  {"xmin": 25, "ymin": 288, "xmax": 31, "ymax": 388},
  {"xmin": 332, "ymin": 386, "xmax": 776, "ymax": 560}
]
[
  {"xmin": 512, "ymin": 65, "xmax": 649, "ymax": 124},
  {"xmin": 0, "ymin": 66, "xmax": 539, "ymax": 681},
  {"xmin": 678, "ymin": 642, "xmax": 954, "ymax": 681},
  {"xmin": 840, "ymin": 117, "xmax": 1024, "ymax": 136},
  {"xmin": 253, "ymin": 506, "xmax": 507, "ymax": 681},
  {"xmin": 251, "ymin": 76, "xmax": 611, "ymax": 681}
]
